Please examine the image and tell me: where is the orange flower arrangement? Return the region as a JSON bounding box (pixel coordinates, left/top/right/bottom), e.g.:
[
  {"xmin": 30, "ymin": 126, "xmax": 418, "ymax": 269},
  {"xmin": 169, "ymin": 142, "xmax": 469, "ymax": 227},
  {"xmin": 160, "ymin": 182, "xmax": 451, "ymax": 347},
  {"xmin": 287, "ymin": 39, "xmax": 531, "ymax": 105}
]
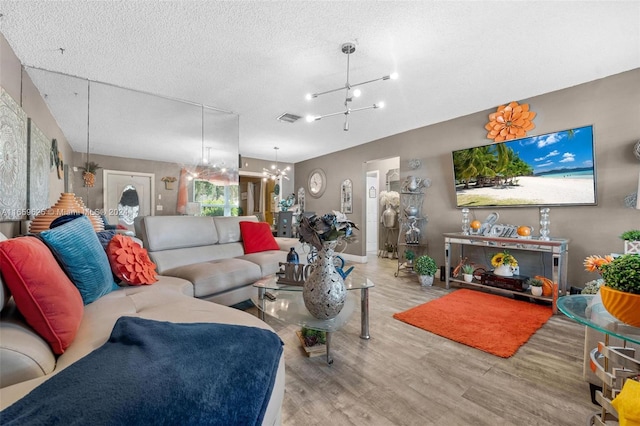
[
  {"xmin": 484, "ymin": 101, "xmax": 536, "ymax": 142},
  {"xmin": 584, "ymin": 254, "xmax": 614, "ymax": 273},
  {"xmin": 107, "ymin": 235, "xmax": 158, "ymax": 285}
]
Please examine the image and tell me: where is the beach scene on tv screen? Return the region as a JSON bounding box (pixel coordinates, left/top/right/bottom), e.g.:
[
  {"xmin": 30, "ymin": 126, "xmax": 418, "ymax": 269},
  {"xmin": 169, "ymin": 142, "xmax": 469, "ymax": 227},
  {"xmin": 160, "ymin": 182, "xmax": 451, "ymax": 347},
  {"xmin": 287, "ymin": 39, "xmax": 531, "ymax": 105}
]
[{"xmin": 453, "ymin": 125, "xmax": 596, "ymax": 207}]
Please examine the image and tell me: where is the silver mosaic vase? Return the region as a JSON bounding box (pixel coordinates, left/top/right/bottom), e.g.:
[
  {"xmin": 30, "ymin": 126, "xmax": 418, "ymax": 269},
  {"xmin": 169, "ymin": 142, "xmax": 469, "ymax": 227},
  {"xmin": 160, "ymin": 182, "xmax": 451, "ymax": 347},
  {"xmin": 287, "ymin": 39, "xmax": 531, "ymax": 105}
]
[{"xmin": 303, "ymin": 240, "xmax": 346, "ymax": 320}]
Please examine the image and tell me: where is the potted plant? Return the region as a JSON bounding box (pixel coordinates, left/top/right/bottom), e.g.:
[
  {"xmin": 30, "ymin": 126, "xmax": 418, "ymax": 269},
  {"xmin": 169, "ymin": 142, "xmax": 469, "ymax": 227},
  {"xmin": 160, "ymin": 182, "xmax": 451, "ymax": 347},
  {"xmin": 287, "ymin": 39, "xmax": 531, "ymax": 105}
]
[
  {"xmin": 78, "ymin": 161, "xmax": 101, "ymax": 187},
  {"xmin": 598, "ymin": 253, "xmax": 640, "ymax": 326},
  {"xmin": 300, "ymin": 327, "xmax": 326, "ymax": 347},
  {"xmin": 461, "ymin": 264, "xmax": 475, "ymax": 282},
  {"xmin": 620, "ymin": 229, "xmax": 640, "ymax": 254},
  {"xmin": 527, "ymin": 278, "xmax": 544, "ymax": 296},
  {"xmin": 414, "ymin": 255, "xmax": 437, "ymax": 287},
  {"xmin": 404, "ymin": 249, "xmax": 415, "ymax": 267},
  {"xmin": 161, "ymin": 176, "xmax": 177, "ymax": 190},
  {"xmin": 491, "ymin": 250, "xmax": 518, "ymax": 277}
]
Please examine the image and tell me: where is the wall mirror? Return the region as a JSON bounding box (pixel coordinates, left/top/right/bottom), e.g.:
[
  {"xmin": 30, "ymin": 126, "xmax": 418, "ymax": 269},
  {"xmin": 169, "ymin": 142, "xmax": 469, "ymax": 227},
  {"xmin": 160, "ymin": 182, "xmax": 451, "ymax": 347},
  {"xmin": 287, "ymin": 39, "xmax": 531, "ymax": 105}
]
[
  {"xmin": 386, "ymin": 168, "xmax": 400, "ymax": 192},
  {"xmin": 24, "ymin": 66, "xmax": 239, "ymax": 215},
  {"xmin": 341, "ymin": 179, "xmax": 353, "ymax": 214}
]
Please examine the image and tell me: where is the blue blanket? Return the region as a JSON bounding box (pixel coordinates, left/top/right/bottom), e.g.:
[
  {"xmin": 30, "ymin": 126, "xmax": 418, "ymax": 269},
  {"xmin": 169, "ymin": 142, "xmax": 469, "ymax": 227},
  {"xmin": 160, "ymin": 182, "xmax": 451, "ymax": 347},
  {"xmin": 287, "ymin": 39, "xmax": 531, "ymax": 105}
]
[{"xmin": 2, "ymin": 317, "xmax": 283, "ymax": 425}]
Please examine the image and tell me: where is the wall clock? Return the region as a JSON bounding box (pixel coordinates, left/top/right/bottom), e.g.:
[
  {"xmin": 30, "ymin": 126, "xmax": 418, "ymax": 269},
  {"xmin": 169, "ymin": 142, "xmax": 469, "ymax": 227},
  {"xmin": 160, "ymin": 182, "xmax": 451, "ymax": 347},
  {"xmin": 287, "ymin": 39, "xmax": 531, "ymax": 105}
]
[{"xmin": 308, "ymin": 168, "xmax": 326, "ymax": 198}]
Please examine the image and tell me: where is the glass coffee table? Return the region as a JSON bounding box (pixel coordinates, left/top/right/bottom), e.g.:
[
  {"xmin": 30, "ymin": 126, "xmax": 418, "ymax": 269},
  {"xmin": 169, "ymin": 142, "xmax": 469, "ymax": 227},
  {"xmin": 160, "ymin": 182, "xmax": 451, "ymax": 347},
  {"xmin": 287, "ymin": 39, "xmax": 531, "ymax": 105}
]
[{"xmin": 252, "ymin": 275, "xmax": 374, "ymax": 364}]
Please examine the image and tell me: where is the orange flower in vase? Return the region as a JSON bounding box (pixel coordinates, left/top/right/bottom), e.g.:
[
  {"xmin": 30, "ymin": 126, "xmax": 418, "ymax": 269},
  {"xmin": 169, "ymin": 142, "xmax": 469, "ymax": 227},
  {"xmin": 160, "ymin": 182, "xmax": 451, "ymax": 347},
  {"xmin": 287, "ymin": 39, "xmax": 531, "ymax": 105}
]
[
  {"xmin": 485, "ymin": 101, "xmax": 536, "ymax": 142},
  {"xmin": 583, "ymin": 255, "xmax": 614, "ymax": 273}
]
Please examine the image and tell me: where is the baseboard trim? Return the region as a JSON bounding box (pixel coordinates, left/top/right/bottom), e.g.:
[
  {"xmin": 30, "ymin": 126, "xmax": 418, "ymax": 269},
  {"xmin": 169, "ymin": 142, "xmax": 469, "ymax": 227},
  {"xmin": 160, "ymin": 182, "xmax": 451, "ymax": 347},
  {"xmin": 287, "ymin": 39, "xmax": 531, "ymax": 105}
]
[{"xmin": 340, "ymin": 253, "xmax": 368, "ymax": 264}]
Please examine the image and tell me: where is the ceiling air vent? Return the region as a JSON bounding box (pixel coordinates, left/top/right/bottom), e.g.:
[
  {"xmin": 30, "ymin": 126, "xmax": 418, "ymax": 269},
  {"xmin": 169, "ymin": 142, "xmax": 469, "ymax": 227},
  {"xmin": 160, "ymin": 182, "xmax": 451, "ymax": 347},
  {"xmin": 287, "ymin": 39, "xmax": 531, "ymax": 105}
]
[{"xmin": 276, "ymin": 113, "xmax": 302, "ymax": 123}]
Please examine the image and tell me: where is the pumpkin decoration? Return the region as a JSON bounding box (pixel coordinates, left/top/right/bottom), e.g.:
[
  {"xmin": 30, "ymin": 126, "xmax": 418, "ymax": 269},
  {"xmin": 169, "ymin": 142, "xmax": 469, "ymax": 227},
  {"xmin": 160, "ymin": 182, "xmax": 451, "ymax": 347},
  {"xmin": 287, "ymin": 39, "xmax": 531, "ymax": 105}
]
[
  {"xmin": 534, "ymin": 275, "xmax": 555, "ymax": 297},
  {"xmin": 517, "ymin": 225, "xmax": 532, "ymax": 237}
]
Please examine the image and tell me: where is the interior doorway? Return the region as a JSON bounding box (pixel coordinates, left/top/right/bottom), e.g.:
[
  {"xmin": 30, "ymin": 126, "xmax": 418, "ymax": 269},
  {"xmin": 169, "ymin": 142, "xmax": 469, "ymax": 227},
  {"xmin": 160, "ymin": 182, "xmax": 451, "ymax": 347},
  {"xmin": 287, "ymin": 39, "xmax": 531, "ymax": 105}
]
[
  {"xmin": 364, "ymin": 157, "xmax": 400, "ymax": 256},
  {"xmin": 103, "ymin": 169, "xmax": 155, "ymax": 231},
  {"xmin": 366, "ymin": 171, "xmax": 379, "ymax": 253},
  {"xmin": 239, "ymin": 172, "xmax": 266, "ymax": 221}
]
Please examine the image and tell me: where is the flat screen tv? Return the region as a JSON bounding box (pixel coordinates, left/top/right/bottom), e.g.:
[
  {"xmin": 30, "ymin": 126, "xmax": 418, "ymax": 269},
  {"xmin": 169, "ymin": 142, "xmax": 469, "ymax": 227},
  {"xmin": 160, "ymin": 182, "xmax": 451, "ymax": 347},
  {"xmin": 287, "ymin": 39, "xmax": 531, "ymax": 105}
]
[{"xmin": 452, "ymin": 125, "xmax": 597, "ymax": 208}]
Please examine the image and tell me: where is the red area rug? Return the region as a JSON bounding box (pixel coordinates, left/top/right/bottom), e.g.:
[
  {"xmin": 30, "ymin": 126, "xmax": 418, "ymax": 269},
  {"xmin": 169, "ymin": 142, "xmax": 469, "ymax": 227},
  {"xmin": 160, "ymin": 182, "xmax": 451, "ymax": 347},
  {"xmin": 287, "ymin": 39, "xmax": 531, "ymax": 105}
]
[{"xmin": 393, "ymin": 289, "xmax": 552, "ymax": 358}]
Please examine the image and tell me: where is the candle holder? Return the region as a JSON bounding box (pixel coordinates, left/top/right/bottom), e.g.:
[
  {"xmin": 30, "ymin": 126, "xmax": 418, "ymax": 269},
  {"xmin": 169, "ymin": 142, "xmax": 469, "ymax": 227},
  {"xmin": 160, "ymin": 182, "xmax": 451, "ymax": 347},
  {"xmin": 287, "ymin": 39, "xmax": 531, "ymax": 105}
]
[
  {"xmin": 461, "ymin": 208, "xmax": 470, "ymax": 235},
  {"xmin": 539, "ymin": 208, "xmax": 551, "ymax": 240}
]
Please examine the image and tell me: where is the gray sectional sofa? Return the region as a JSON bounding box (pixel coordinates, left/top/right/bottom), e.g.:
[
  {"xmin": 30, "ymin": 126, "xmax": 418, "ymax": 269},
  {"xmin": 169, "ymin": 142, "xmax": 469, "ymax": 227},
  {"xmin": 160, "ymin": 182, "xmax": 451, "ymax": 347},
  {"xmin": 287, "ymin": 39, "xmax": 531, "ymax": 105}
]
[
  {"xmin": 138, "ymin": 215, "xmax": 301, "ymax": 306},
  {"xmin": 0, "ymin": 215, "xmax": 301, "ymax": 424}
]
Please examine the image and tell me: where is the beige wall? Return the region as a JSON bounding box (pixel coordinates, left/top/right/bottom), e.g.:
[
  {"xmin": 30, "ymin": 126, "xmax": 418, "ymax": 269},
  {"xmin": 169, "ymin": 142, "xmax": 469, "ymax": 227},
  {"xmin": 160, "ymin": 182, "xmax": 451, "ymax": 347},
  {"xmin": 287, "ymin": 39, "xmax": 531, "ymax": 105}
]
[
  {"xmin": 0, "ymin": 33, "xmax": 74, "ymax": 238},
  {"xmin": 295, "ymin": 69, "xmax": 640, "ymax": 288}
]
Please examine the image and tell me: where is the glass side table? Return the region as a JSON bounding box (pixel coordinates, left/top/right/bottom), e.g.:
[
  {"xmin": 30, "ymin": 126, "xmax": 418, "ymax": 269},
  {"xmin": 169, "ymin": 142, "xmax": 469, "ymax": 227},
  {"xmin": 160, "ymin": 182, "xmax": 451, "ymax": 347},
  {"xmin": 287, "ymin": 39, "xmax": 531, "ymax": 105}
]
[{"xmin": 557, "ymin": 295, "xmax": 640, "ymax": 425}]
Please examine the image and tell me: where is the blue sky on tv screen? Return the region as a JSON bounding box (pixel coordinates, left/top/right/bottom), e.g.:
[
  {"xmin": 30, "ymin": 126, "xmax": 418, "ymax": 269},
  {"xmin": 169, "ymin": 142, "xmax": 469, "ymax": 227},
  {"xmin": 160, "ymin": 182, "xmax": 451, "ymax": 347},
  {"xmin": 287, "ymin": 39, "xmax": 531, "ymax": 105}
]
[{"xmin": 505, "ymin": 125, "xmax": 594, "ymax": 174}]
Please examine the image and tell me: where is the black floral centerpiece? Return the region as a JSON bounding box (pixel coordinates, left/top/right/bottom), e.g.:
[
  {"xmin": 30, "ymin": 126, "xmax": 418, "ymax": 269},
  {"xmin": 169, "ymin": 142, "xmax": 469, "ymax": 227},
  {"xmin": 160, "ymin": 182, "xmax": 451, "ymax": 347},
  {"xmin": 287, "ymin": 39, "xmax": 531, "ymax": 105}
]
[
  {"xmin": 298, "ymin": 212, "xmax": 357, "ymax": 251},
  {"xmin": 298, "ymin": 212, "xmax": 358, "ymax": 320}
]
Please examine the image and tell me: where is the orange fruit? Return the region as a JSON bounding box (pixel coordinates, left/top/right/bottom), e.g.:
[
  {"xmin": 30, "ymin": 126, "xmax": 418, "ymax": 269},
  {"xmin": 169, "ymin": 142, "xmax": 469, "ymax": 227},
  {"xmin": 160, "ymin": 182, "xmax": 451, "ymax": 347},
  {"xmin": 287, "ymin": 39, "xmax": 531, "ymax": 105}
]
[
  {"xmin": 470, "ymin": 220, "xmax": 482, "ymax": 230},
  {"xmin": 517, "ymin": 226, "xmax": 531, "ymax": 236}
]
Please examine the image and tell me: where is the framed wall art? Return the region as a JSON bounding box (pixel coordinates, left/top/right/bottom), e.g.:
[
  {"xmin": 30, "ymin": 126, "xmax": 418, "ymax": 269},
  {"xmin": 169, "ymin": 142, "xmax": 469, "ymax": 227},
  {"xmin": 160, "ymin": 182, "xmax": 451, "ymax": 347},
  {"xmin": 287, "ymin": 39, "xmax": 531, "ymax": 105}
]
[
  {"xmin": 0, "ymin": 87, "xmax": 28, "ymax": 221},
  {"xmin": 28, "ymin": 118, "xmax": 50, "ymax": 217}
]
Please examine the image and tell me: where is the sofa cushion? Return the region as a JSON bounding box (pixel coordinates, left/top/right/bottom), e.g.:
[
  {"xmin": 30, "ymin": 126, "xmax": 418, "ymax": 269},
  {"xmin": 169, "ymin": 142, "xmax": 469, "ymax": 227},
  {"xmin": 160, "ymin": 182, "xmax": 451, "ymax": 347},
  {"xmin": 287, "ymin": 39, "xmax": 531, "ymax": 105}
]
[
  {"xmin": 143, "ymin": 216, "xmax": 218, "ymax": 251},
  {"xmin": 0, "ymin": 236, "xmax": 84, "ymax": 354},
  {"xmin": 39, "ymin": 215, "xmax": 118, "ymax": 305},
  {"xmin": 214, "ymin": 216, "xmax": 258, "ymax": 244},
  {"xmin": 0, "ymin": 303, "xmax": 57, "ymax": 388},
  {"xmin": 239, "ymin": 221, "xmax": 280, "ymax": 254},
  {"xmin": 162, "ymin": 258, "xmax": 262, "ymax": 298},
  {"xmin": 96, "ymin": 230, "xmax": 116, "ymax": 250},
  {"xmin": 239, "ymin": 250, "xmax": 289, "ymax": 277},
  {"xmin": 149, "ymin": 243, "xmax": 246, "ymax": 274},
  {"xmin": 107, "ymin": 235, "xmax": 158, "ymax": 285}
]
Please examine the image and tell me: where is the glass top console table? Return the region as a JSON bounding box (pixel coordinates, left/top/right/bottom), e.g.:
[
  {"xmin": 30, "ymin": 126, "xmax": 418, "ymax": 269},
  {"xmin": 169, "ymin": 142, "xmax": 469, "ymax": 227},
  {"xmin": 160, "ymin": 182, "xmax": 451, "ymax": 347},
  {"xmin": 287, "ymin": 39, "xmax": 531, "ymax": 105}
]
[
  {"xmin": 558, "ymin": 295, "xmax": 640, "ymax": 425},
  {"xmin": 252, "ymin": 275, "xmax": 374, "ymax": 364},
  {"xmin": 443, "ymin": 233, "xmax": 569, "ymax": 313}
]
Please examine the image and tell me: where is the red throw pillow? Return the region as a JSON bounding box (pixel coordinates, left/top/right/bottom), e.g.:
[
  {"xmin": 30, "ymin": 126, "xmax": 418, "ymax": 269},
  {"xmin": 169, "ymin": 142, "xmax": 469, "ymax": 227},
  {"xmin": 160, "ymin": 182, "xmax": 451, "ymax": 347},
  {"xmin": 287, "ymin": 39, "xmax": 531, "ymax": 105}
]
[
  {"xmin": 107, "ymin": 235, "xmax": 158, "ymax": 285},
  {"xmin": 239, "ymin": 221, "xmax": 280, "ymax": 254},
  {"xmin": 0, "ymin": 237, "xmax": 84, "ymax": 354}
]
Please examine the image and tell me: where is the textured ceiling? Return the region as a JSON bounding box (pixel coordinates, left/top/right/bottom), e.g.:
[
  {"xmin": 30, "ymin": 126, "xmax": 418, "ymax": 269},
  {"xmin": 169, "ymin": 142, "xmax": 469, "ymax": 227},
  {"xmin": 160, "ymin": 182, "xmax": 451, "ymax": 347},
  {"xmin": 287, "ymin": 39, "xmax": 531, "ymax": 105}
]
[{"xmin": 1, "ymin": 1, "xmax": 639, "ymax": 165}]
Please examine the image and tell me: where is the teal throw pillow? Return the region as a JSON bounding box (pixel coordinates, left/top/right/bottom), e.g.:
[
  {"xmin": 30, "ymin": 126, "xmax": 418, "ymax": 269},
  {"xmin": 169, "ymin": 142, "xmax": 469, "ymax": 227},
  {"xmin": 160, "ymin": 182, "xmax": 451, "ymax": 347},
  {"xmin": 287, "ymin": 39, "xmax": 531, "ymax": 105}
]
[{"xmin": 40, "ymin": 215, "xmax": 118, "ymax": 305}]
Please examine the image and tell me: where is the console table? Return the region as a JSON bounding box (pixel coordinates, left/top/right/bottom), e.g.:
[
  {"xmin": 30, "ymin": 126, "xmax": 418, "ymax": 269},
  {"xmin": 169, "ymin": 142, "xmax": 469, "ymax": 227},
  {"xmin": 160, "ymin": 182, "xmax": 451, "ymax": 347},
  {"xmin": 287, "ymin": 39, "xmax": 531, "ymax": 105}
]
[
  {"xmin": 443, "ymin": 233, "xmax": 569, "ymax": 313},
  {"xmin": 557, "ymin": 295, "xmax": 640, "ymax": 425}
]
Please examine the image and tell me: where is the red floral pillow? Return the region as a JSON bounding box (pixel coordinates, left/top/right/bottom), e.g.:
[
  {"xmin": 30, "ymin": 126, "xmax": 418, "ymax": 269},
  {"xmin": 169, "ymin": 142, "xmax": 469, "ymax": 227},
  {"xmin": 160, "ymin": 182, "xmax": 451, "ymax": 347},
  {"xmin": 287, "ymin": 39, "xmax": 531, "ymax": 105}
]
[{"xmin": 106, "ymin": 235, "xmax": 158, "ymax": 285}]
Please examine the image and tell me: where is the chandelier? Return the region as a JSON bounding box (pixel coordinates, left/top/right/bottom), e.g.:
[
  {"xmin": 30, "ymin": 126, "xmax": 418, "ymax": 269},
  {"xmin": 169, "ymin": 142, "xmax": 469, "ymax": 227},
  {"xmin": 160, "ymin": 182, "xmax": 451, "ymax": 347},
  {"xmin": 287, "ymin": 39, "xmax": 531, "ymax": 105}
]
[
  {"xmin": 263, "ymin": 147, "xmax": 290, "ymax": 181},
  {"xmin": 305, "ymin": 42, "xmax": 398, "ymax": 131}
]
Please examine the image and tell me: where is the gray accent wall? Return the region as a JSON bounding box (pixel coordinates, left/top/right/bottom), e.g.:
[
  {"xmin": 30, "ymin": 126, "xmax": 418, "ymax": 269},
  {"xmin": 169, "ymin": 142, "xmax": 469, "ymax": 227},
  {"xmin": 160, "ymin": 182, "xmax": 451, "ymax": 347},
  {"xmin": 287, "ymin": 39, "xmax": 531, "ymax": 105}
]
[{"xmin": 295, "ymin": 68, "xmax": 640, "ymax": 288}]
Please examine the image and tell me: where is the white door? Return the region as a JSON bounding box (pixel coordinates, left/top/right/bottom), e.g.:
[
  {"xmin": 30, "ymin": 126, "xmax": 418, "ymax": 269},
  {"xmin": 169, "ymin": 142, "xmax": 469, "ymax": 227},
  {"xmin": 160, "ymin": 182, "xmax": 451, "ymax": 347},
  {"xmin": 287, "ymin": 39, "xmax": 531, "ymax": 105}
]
[
  {"xmin": 104, "ymin": 170, "xmax": 155, "ymax": 231},
  {"xmin": 366, "ymin": 171, "xmax": 379, "ymax": 253}
]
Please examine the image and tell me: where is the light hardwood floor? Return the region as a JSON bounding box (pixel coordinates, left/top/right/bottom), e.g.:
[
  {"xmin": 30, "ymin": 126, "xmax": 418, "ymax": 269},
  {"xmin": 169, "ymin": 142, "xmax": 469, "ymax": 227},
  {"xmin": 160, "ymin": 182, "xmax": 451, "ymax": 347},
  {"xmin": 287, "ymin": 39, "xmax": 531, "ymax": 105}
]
[{"xmin": 250, "ymin": 254, "xmax": 597, "ymax": 426}]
